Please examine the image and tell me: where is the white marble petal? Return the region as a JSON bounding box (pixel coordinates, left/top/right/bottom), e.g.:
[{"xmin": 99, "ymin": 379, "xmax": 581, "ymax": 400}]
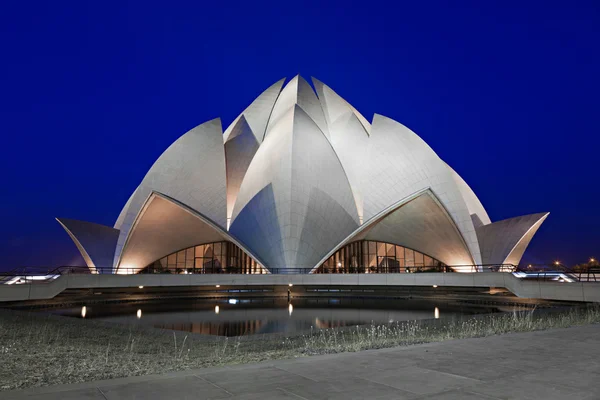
[
  {"xmin": 113, "ymin": 118, "xmax": 227, "ymax": 272},
  {"xmin": 477, "ymin": 212, "xmax": 549, "ymax": 266}
]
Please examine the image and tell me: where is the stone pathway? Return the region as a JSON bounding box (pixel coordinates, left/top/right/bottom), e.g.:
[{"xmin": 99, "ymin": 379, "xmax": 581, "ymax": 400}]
[{"xmin": 5, "ymin": 324, "xmax": 600, "ymax": 399}]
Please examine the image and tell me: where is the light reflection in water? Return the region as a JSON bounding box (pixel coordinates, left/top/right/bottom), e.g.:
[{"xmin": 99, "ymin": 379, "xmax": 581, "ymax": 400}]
[
  {"xmin": 434, "ymin": 307, "xmax": 440, "ymax": 319},
  {"xmin": 288, "ymin": 303, "xmax": 293, "ymax": 316},
  {"xmin": 81, "ymin": 306, "xmax": 87, "ymax": 318},
  {"xmin": 137, "ymin": 309, "xmax": 142, "ymax": 319},
  {"xmin": 215, "ymin": 305, "xmax": 220, "ymax": 314}
]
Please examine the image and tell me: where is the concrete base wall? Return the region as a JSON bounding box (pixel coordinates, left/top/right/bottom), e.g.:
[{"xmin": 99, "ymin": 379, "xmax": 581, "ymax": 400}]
[{"xmin": 0, "ymin": 273, "xmax": 598, "ymax": 303}]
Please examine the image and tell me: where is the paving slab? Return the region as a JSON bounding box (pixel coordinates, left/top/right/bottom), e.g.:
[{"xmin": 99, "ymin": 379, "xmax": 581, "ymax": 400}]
[
  {"xmin": 3, "ymin": 324, "xmax": 600, "ymax": 399},
  {"xmin": 99, "ymin": 375, "xmax": 232, "ymax": 400}
]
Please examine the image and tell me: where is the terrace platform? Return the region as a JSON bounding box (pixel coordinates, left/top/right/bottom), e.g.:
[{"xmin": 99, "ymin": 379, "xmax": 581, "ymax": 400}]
[{"xmin": 1, "ymin": 272, "xmax": 599, "ymax": 304}]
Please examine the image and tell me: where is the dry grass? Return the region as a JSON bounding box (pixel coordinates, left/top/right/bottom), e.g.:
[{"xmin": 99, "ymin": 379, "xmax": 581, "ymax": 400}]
[{"xmin": 1, "ymin": 305, "xmax": 599, "ymax": 391}]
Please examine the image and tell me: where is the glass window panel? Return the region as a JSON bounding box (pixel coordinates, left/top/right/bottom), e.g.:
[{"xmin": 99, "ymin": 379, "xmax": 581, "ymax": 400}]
[
  {"xmin": 186, "ymin": 247, "xmax": 194, "ymax": 261},
  {"xmin": 424, "ymin": 255, "xmax": 433, "ymax": 267},
  {"xmin": 214, "ymin": 242, "xmax": 222, "ymax": 256},
  {"xmin": 395, "ymin": 246, "xmax": 405, "ymax": 261},
  {"xmin": 377, "ymin": 242, "xmax": 386, "ymax": 257},
  {"xmin": 167, "ymin": 253, "xmax": 177, "ymax": 267},
  {"xmin": 368, "ymin": 241, "xmax": 376, "ymax": 255},
  {"xmin": 386, "ymin": 243, "xmax": 395, "ymax": 257},
  {"xmin": 160, "ymin": 257, "xmax": 168, "ymax": 268},
  {"xmin": 195, "ymin": 245, "xmax": 204, "ymax": 257},
  {"xmin": 195, "ymin": 258, "xmax": 204, "ymax": 270},
  {"xmin": 185, "ymin": 258, "xmax": 194, "ymax": 269},
  {"xmin": 177, "ymin": 250, "xmax": 186, "ymax": 271},
  {"xmin": 204, "ymin": 244, "xmax": 213, "ymax": 258},
  {"xmin": 415, "ymin": 251, "xmax": 424, "ymax": 266},
  {"xmin": 405, "ymin": 249, "xmax": 415, "ymax": 267},
  {"xmin": 368, "ymin": 252, "xmax": 377, "ymax": 269}
]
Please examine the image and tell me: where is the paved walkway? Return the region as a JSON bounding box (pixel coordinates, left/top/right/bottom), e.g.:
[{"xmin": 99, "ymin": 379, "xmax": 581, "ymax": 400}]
[{"xmin": 5, "ymin": 324, "xmax": 600, "ymax": 399}]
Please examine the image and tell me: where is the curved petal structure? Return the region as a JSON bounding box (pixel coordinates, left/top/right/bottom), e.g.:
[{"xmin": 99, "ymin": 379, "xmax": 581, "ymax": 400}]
[
  {"xmin": 223, "ymin": 78, "xmax": 285, "ymax": 144},
  {"xmin": 312, "ymin": 77, "xmax": 371, "ymax": 134},
  {"xmin": 358, "ymin": 190, "xmax": 475, "ymax": 268},
  {"xmin": 362, "ymin": 114, "xmax": 482, "ymax": 265},
  {"xmin": 57, "ymin": 76, "xmax": 548, "ymax": 274},
  {"xmin": 117, "ymin": 192, "xmax": 265, "ymax": 274},
  {"xmin": 230, "ymin": 105, "xmax": 359, "ymax": 271},
  {"xmin": 477, "ymin": 212, "xmax": 549, "ymax": 266},
  {"xmin": 447, "ymin": 164, "xmax": 491, "ymax": 228},
  {"xmin": 264, "ymin": 76, "xmax": 329, "ymax": 141},
  {"xmin": 225, "ymin": 116, "xmax": 260, "ymax": 229},
  {"xmin": 114, "ymin": 187, "xmax": 138, "ymax": 231},
  {"xmin": 113, "ymin": 118, "xmax": 227, "ymax": 272},
  {"xmin": 56, "ymin": 218, "xmax": 119, "ymax": 273},
  {"xmin": 312, "ymin": 79, "xmax": 370, "ymax": 223}
]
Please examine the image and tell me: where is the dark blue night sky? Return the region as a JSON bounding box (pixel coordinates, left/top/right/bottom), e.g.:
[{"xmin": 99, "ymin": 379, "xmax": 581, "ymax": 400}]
[{"xmin": 1, "ymin": 1, "xmax": 598, "ymax": 270}]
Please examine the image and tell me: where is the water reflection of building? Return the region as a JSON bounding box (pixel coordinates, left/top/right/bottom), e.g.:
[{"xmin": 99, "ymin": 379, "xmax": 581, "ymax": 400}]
[
  {"xmin": 314, "ymin": 317, "xmax": 362, "ymax": 330},
  {"xmin": 157, "ymin": 320, "xmax": 266, "ymax": 337}
]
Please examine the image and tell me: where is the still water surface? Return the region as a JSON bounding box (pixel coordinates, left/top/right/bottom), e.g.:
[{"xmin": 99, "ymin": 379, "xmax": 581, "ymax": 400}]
[{"xmin": 47, "ymin": 298, "xmax": 503, "ymax": 337}]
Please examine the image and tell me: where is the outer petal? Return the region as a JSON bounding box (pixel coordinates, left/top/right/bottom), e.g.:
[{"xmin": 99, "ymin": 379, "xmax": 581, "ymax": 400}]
[
  {"xmin": 56, "ymin": 218, "xmax": 119, "ymax": 273},
  {"xmin": 113, "ymin": 118, "xmax": 227, "ymax": 271},
  {"xmin": 477, "ymin": 212, "xmax": 549, "ymax": 266},
  {"xmin": 114, "ymin": 187, "xmax": 137, "ymax": 230},
  {"xmin": 230, "ymin": 105, "xmax": 359, "ymax": 271},
  {"xmin": 358, "ymin": 190, "xmax": 475, "ymax": 268},
  {"xmin": 362, "ymin": 114, "xmax": 482, "ymax": 265},
  {"xmin": 117, "ymin": 192, "xmax": 265, "ymax": 274},
  {"xmin": 313, "ymin": 189, "xmax": 474, "ymax": 271}
]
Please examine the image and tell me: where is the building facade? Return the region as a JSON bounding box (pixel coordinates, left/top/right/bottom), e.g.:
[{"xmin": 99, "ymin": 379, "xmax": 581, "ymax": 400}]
[{"xmin": 57, "ymin": 76, "xmax": 549, "ymax": 274}]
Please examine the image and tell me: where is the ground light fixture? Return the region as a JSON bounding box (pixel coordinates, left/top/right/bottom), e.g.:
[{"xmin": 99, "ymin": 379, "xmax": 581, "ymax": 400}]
[
  {"xmin": 216, "ymin": 284, "xmax": 220, "ymax": 288},
  {"xmin": 138, "ymin": 286, "xmax": 144, "ymax": 289},
  {"xmin": 288, "ymin": 283, "xmax": 293, "ymax": 287},
  {"xmin": 433, "ymin": 285, "xmax": 438, "ymax": 288}
]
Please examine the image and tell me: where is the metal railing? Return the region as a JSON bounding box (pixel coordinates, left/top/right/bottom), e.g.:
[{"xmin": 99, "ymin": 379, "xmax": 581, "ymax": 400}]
[
  {"xmin": 3, "ymin": 263, "xmax": 599, "ymax": 284},
  {"xmin": 0, "ymin": 264, "xmax": 517, "ymax": 283},
  {"xmin": 514, "ymin": 264, "xmax": 600, "ymax": 282}
]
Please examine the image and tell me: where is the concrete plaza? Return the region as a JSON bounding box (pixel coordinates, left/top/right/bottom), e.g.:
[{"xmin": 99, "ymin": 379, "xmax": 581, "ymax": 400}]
[{"xmin": 4, "ymin": 324, "xmax": 600, "ymax": 399}]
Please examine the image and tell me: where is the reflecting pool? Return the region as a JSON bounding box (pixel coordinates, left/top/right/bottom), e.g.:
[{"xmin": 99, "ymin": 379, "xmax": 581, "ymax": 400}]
[{"xmin": 44, "ymin": 298, "xmax": 505, "ymax": 337}]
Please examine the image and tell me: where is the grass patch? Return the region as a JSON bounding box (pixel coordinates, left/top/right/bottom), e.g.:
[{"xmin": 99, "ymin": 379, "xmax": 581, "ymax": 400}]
[{"xmin": 1, "ymin": 305, "xmax": 599, "ymax": 391}]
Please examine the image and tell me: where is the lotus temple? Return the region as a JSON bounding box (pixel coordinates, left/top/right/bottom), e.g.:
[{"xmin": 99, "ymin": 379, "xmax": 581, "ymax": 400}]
[{"xmin": 56, "ymin": 76, "xmax": 549, "ymax": 275}]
